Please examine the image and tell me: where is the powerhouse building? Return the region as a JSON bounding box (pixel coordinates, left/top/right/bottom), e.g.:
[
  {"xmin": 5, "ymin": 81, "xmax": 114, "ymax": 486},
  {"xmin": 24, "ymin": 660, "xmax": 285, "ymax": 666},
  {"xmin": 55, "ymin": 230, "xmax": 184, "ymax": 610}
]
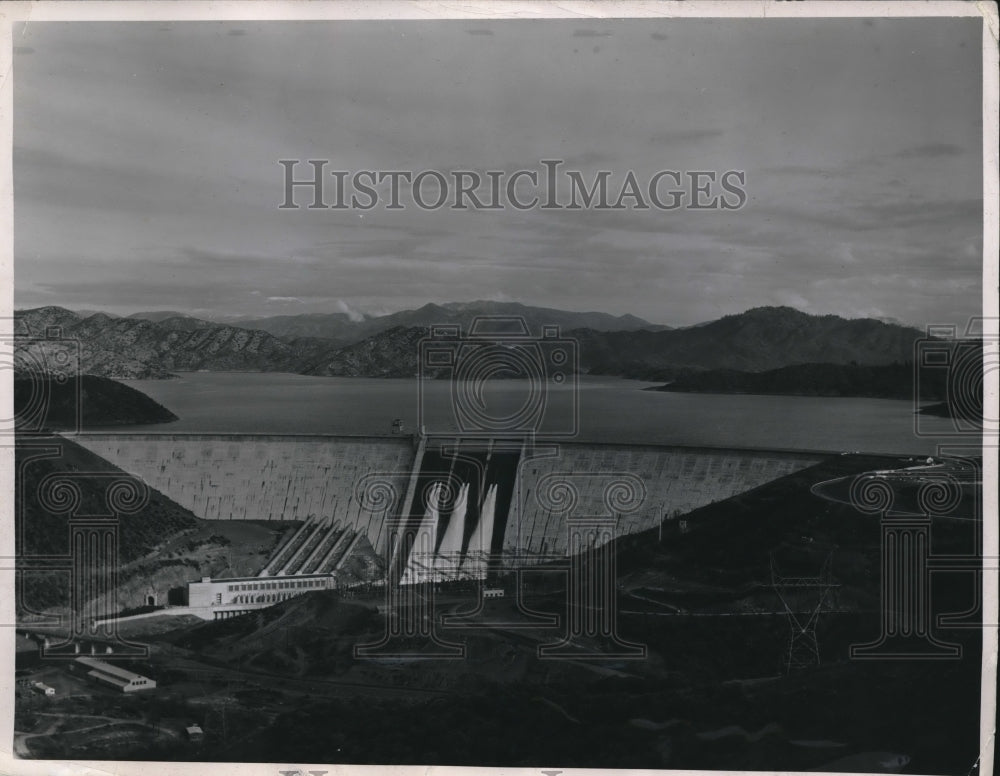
[{"xmin": 187, "ymin": 573, "xmax": 338, "ymax": 620}]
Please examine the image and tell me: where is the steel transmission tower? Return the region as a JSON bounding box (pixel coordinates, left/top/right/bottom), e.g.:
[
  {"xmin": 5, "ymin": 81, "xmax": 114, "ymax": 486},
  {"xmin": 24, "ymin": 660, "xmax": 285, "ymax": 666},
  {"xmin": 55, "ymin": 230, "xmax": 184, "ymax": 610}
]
[{"xmin": 770, "ymin": 551, "xmax": 839, "ymax": 672}]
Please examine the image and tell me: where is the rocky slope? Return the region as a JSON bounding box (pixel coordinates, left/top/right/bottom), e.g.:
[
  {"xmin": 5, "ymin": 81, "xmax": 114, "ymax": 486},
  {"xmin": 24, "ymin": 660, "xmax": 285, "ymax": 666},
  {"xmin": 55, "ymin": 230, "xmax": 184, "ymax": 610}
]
[
  {"xmin": 303, "ymin": 326, "xmax": 430, "ymax": 377},
  {"xmin": 14, "ymin": 304, "xmax": 927, "ymax": 382},
  {"xmin": 14, "ymin": 306, "xmax": 333, "ymax": 379}
]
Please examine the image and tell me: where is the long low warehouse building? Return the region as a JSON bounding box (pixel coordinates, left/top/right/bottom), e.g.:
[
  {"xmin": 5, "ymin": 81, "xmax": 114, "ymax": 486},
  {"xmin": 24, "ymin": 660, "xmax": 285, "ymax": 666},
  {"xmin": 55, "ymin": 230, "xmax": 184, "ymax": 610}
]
[{"xmin": 75, "ymin": 657, "xmax": 156, "ymax": 692}]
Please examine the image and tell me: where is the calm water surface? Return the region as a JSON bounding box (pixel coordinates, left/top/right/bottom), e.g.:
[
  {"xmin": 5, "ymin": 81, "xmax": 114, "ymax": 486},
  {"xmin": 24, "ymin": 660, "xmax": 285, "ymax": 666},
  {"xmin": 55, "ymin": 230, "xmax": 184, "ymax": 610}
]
[
  {"xmin": 50, "ymin": 370, "xmax": 981, "ymax": 776},
  {"xmin": 108, "ymin": 372, "xmax": 967, "ymax": 455}
]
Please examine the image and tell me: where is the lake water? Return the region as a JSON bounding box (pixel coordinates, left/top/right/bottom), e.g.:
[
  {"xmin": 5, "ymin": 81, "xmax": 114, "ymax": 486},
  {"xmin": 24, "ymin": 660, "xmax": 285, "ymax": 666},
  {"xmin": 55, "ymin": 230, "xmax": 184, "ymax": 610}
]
[{"xmin": 107, "ymin": 372, "xmax": 968, "ymax": 455}]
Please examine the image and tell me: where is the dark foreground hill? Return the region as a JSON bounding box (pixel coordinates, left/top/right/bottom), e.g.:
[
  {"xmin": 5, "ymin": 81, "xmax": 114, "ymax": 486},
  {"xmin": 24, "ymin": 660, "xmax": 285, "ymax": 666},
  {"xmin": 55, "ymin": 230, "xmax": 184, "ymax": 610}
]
[
  {"xmin": 130, "ymin": 454, "xmax": 981, "ymax": 772},
  {"xmin": 16, "ymin": 436, "xmax": 199, "ymax": 612},
  {"xmin": 14, "ymin": 375, "xmax": 178, "ymax": 430},
  {"xmin": 165, "ymin": 590, "xmax": 381, "ymax": 674},
  {"xmin": 613, "ymin": 452, "xmax": 978, "ymax": 595}
]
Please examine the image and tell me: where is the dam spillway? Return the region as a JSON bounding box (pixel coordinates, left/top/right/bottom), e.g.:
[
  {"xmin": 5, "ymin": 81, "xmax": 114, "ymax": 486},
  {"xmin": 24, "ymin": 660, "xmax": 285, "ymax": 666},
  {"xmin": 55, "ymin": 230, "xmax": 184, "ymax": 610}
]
[{"xmin": 69, "ymin": 433, "xmax": 824, "ymax": 566}]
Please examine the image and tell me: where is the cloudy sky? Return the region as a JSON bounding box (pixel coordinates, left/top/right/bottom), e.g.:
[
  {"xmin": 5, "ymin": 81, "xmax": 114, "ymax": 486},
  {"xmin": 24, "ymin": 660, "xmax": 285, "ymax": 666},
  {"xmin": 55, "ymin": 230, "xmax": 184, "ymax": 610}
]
[{"xmin": 13, "ymin": 17, "xmax": 983, "ymax": 326}]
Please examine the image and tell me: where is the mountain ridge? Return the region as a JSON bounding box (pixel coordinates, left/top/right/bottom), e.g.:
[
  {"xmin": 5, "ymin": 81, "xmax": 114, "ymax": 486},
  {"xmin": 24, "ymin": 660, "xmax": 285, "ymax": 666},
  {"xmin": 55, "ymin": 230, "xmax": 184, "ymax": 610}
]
[
  {"xmin": 14, "ymin": 307, "xmax": 326, "ymax": 379},
  {"xmin": 14, "ymin": 303, "xmax": 926, "ymax": 381},
  {"xmin": 575, "ymin": 306, "xmax": 923, "ymax": 377},
  {"xmin": 231, "ymin": 299, "xmax": 669, "ymax": 345}
]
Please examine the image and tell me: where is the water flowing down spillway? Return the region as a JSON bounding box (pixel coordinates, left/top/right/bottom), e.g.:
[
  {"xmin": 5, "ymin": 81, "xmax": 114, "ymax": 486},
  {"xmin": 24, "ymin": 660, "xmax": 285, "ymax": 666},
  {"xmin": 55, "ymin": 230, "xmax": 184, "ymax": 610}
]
[
  {"xmin": 401, "ymin": 481, "xmax": 441, "ymax": 585},
  {"xmin": 393, "ymin": 444, "xmax": 515, "ymax": 584},
  {"xmin": 434, "ymin": 482, "xmax": 468, "ymax": 578},
  {"xmin": 461, "ymin": 482, "xmax": 497, "ymax": 581}
]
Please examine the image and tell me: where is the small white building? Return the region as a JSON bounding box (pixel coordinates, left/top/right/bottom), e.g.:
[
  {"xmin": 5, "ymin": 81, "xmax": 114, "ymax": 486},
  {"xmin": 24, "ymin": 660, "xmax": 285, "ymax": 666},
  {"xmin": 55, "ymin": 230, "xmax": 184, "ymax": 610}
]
[
  {"xmin": 31, "ymin": 681, "xmax": 55, "ymax": 697},
  {"xmin": 75, "ymin": 657, "xmax": 156, "ymax": 693}
]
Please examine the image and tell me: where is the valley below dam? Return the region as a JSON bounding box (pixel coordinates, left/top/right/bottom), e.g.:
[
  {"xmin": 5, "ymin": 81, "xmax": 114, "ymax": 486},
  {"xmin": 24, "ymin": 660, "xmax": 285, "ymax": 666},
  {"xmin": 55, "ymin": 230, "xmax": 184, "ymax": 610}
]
[{"xmin": 17, "ymin": 371, "xmax": 985, "ymax": 771}]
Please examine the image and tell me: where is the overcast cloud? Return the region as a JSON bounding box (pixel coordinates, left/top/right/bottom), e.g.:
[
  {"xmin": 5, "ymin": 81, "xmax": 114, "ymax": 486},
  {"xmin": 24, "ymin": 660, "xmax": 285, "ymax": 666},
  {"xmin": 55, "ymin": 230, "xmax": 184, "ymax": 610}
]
[{"xmin": 12, "ymin": 18, "xmax": 983, "ymax": 326}]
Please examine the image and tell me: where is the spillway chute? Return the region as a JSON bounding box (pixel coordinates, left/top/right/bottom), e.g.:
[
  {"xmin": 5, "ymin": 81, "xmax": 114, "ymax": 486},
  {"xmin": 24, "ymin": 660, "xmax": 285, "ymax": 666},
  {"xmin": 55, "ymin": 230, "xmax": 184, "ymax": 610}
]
[
  {"xmin": 461, "ymin": 482, "xmax": 497, "ymax": 580},
  {"xmin": 401, "ymin": 481, "xmax": 442, "ymax": 585},
  {"xmin": 434, "ymin": 482, "xmax": 468, "ymax": 580}
]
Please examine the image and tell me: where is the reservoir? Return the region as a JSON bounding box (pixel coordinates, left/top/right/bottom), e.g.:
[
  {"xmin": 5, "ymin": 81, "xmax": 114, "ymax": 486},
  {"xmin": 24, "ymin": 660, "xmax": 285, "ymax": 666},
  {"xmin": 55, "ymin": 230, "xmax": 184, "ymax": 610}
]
[{"xmin": 100, "ymin": 372, "xmax": 971, "ymax": 455}]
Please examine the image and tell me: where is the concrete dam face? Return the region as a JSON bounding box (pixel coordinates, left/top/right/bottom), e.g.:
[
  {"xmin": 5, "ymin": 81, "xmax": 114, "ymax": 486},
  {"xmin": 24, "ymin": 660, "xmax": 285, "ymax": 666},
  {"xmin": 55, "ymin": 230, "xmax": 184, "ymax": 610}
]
[
  {"xmin": 71, "ymin": 434, "xmax": 823, "ymax": 569},
  {"xmin": 505, "ymin": 443, "xmax": 822, "ymax": 559},
  {"xmin": 72, "ymin": 434, "xmax": 416, "ymax": 554}
]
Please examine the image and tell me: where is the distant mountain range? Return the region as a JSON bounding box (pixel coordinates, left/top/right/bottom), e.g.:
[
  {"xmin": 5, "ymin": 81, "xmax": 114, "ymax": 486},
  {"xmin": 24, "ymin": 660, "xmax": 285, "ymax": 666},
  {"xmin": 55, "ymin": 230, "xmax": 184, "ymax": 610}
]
[
  {"xmin": 306, "ymin": 306, "xmax": 925, "ymax": 380},
  {"xmin": 126, "ymin": 310, "xmax": 192, "ymax": 322},
  {"xmin": 15, "ymin": 307, "xmax": 319, "ymax": 378},
  {"xmin": 305, "ymin": 326, "xmax": 431, "ymax": 378},
  {"xmin": 14, "ymin": 302, "xmax": 926, "ymax": 385},
  {"xmin": 575, "ymin": 306, "xmax": 923, "ymax": 378},
  {"xmin": 132, "ymin": 300, "xmax": 667, "ymax": 346},
  {"xmin": 13, "ymin": 301, "xmax": 667, "ymax": 380}
]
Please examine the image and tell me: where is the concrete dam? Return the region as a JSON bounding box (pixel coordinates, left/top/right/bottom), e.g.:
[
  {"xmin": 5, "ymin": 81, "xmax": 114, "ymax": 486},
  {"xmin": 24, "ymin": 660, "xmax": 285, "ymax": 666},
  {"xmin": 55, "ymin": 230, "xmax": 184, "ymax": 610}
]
[{"xmin": 71, "ymin": 433, "xmax": 824, "ymax": 573}]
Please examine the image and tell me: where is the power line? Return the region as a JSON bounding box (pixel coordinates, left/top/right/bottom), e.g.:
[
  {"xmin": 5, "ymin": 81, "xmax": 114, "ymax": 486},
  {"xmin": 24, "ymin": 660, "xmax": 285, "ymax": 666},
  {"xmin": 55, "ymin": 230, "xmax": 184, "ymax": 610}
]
[{"xmin": 770, "ymin": 550, "xmax": 839, "ymax": 673}]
